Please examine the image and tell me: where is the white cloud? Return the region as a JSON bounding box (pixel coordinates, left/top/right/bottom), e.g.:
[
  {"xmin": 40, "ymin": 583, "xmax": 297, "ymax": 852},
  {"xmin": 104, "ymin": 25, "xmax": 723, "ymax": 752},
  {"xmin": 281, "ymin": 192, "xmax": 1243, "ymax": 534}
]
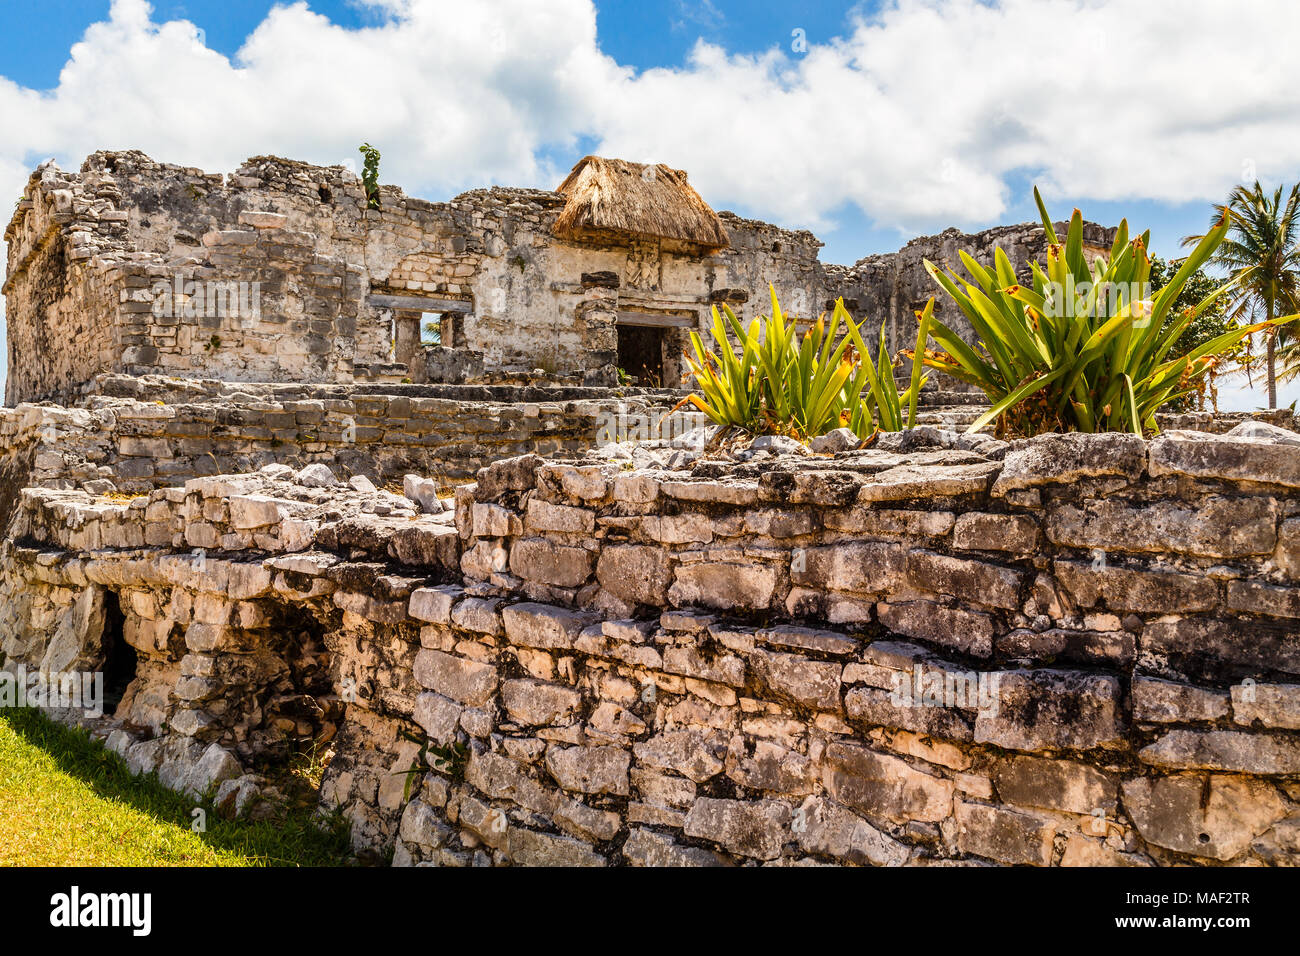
[
  {"xmin": 590, "ymin": 0, "xmax": 1300, "ymax": 231},
  {"xmin": 0, "ymin": 0, "xmax": 625, "ymax": 203},
  {"xmin": 2, "ymin": 0, "xmax": 1300, "ymax": 248}
]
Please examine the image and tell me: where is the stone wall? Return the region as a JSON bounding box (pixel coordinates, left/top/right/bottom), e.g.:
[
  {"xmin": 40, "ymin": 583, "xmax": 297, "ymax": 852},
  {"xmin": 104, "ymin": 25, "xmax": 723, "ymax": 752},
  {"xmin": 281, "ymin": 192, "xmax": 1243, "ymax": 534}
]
[
  {"xmin": 6, "ymin": 149, "xmax": 1122, "ymax": 405},
  {"xmin": 0, "ymin": 375, "xmax": 693, "ymax": 511},
  {"xmin": 4, "ymin": 151, "xmax": 830, "ymax": 402},
  {"xmin": 4, "ymin": 426, "xmax": 1299, "ymax": 865},
  {"xmin": 3, "ymin": 160, "xmax": 124, "ymax": 405}
]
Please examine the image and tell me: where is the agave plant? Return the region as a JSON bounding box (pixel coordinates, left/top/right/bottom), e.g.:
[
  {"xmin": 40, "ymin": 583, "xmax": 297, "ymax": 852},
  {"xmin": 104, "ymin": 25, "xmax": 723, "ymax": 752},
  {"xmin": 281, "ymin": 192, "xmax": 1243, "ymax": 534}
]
[
  {"xmin": 752, "ymin": 290, "xmax": 857, "ymax": 438},
  {"xmin": 919, "ymin": 187, "xmax": 1298, "ymax": 437},
  {"xmin": 678, "ymin": 303, "xmax": 764, "ymax": 430},
  {"xmin": 677, "ymin": 288, "xmax": 928, "ymax": 441},
  {"xmin": 851, "ymin": 297, "xmax": 932, "ymax": 434}
]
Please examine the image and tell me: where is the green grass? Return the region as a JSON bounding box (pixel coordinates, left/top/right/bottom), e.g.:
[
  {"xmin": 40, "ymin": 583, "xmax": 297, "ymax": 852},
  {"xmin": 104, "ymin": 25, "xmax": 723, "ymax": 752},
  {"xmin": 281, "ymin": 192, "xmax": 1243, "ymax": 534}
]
[{"xmin": 0, "ymin": 709, "xmax": 355, "ymax": 866}]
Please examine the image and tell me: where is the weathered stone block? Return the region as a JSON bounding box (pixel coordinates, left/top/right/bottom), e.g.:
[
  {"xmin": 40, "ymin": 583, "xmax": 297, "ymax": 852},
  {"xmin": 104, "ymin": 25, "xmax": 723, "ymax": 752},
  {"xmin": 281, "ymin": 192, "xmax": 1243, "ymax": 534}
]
[
  {"xmin": 1131, "ymin": 676, "xmax": 1230, "ymax": 724},
  {"xmin": 793, "ymin": 795, "xmax": 909, "ymax": 866},
  {"xmin": 633, "ymin": 730, "xmax": 729, "ymax": 783},
  {"xmin": 508, "ymin": 828, "xmax": 605, "ymax": 866},
  {"xmin": 595, "ymin": 545, "xmax": 672, "ymax": 607},
  {"xmin": 1053, "ymin": 559, "xmax": 1218, "ymax": 614},
  {"xmin": 906, "ymin": 549, "xmax": 1024, "ymax": 610},
  {"xmin": 1122, "ymin": 774, "xmax": 1287, "ymax": 860},
  {"xmin": 502, "ymin": 678, "xmax": 581, "ymax": 727},
  {"xmin": 1225, "ymin": 580, "xmax": 1300, "ymax": 620},
  {"xmin": 475, "ymin": 454, "xmax": 543, "ymax": 500},
  {"xmin": 471, "ymin": 502, "xmax": 515, "ymax": 538},
  {"xmin": 875, "ymin": 601, "xmax": 994, "ymax": 658},
  {"xmin": 996, "ymin": 627, "xmax": 1134, "ymax": 666},
  {"xmin": 509, "ymin": 538, "xmax": 594, "ymax": 588},
  {"xmin": 228, "ymin": 494, "xmax": 286, "ymax": 530},
  {"xmin": 1048, "ymin": 496, "xmax": 1278, "ymax": 558},
  {"xmin": 669, "ymin": 560, "xmax": 776, "ymax": 611},
  {"xmin": 954, "ymin": 801, "xmax": 1056, "ymax": 866},
  {"xmin": 992, "ymin": 755, "xmax": 1117, "ymax": 815},
  {"xmin": 544, "ymin": 745, "xmax": 630, "ymax": 796},
  {"xmin": 412, "ymin": 649, "xmax": 498, "ymax": 707},
  {"xmin": 663, "ymin": 646, "xmax": 746, "ymax": 687},
  {"xmin": 822, "ymin": 742, "xmax": 954, "ymax": 824},
  {"xmin": 661, "ymin": 479, "xmax": 758, "ymax": 506},
  {"xmin": 1139, "ymin": 729, "xmax": 1300, "ymax": 775},
  {"xmin": 758, "ymin": 624, "xmax": 858, "ymax": 657},
  {"xmin": 622, "ymin": 828, "xmax": 732, "ymax": 867},
  {"xmin": 1141, "ymin": 618, "xmax": 1300, "ymax": 681},
  {"xmin": 992, "ymin": 432, "xmax": 1146, "ymax": 495},
  {"xmin": 974, "ymin": 670, "xmax": 1124, "ymax": 751},
  {"xmin": 857, "ymin": 462, "xmax": 1000, "ymax": 502},
  {"xmin": 408, "ymin": 585, "xmax": 462, "ymax": 625},
  {"xmin": 952, "ymin": 512, "xmax": 1040, "ymax": 553},
  {"xmin": 464, "ymin": 751, "xmax": 557, "ymax": 814},
  {"xmin": 640, "ymin": 512, "xmax": 714, "ymax": 544},
  {"xmin": 844, "ymin": 685, "xmax": 974, "ymax": 741},
  {"xmin": 502, "ymin": 602, "xmax": 594, "ymax": 649},
  {"xmin": 413, "ymin": 692, "xmax": 463, "ymax": 744},
  {"xmin": 792, "ymin": 541, "xmax": 907, "ymax": 596},
  {"xmin": 449, "ymin": 596, "xmax": 502, "ymax": 635},
  {"xmin": 525, "ymin": 498, "xmax": 594, "ymax": 534},
  {"xmin": 1148, "ymin": 430, "xmax": 1300, "ymax": 489},
  {"xmin": 683, "ymin": 797, "xmax": 791, "ymax": 860},
  {"xmin": 1232, "ymin": 682, "xmax": 1300, "ymax": 730},
  {"xmin": 749, "ymin": 649, "xmax": 842, "ymax": 711}
]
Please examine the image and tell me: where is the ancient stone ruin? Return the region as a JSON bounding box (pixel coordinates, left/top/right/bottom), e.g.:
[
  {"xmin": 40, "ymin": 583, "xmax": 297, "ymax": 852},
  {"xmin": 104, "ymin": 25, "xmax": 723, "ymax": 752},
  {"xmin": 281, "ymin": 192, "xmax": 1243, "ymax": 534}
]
[{"xmin": 3, "ymin": 150, "xmax": 1299, "ymax": 867}]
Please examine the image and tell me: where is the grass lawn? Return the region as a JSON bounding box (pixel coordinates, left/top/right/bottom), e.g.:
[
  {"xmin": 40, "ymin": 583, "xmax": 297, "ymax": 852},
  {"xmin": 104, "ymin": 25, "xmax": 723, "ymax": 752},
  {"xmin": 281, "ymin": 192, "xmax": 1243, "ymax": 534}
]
[{"xmin": 0, "ymin": 708, "xmax": 354, "ymax": 866}]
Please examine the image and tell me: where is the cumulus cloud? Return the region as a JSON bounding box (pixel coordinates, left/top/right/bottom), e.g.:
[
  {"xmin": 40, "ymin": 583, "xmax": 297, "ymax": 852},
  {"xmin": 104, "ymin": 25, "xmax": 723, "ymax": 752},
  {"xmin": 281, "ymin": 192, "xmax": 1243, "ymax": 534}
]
[
  {"xmin": 0, "ymin": 0, "xmax": 624, "ymax": 201},
  {"xmin": 2, "ymin": 0, "xmax": 1300, "ymax": 242},
  {"xmin": 591, "ymin": 0, "xmax": 1300, "ymax": 231}
]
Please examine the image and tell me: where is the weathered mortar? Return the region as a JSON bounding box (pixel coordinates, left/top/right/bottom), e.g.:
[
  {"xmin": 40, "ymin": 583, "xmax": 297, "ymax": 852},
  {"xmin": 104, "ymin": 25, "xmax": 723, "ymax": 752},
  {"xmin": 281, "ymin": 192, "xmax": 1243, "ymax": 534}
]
[{"xmin": 4, "ymin": 427, "xmax": 1299, "ymax": 865}]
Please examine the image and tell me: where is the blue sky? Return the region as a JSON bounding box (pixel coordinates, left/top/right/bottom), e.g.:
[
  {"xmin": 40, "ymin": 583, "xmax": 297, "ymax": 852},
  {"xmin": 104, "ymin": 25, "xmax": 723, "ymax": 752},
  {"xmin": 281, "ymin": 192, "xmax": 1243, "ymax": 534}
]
[{"xmin": 2, "ymin": 0, "xmax": 1299, "ymax": 407}]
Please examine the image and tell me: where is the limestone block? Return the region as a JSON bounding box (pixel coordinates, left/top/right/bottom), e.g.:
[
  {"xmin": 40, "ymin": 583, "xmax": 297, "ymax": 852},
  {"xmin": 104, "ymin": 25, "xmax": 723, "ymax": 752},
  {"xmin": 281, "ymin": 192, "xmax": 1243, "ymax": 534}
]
[
  {"xmin": 683, "ymin": 797, "xmax": 791, "ymax": 860},
  {"xmin": 1122, "ymin": 774, "xmax": 1286, "ymax": 860}
]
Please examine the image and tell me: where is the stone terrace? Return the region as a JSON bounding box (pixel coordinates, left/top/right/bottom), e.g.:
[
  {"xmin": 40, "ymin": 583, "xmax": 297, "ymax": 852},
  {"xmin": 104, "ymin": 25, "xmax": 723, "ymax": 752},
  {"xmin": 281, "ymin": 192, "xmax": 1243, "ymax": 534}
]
[{"xmin": 4, "ymin": 425, "xmax": 1300, "ymax": 865}]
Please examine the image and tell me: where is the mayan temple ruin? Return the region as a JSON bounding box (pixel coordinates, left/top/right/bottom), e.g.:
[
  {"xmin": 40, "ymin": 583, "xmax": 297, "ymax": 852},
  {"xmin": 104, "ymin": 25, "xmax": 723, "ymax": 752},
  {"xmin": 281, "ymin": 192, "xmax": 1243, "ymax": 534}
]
[{"xmin": 2, "ymin": 148, "xmax": 1299, "ymax": 868}]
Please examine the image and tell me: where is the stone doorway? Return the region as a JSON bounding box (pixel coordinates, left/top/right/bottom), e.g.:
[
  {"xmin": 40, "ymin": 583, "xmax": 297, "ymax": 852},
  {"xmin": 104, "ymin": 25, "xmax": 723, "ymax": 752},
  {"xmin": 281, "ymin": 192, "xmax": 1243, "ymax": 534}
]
[
  {"xmin": 617, "ymin": 324, "xmax": 664, "ymax": 387},
  {"xmin": 99, "ymin": 591, "xmax": 136, "ymax": 719}
]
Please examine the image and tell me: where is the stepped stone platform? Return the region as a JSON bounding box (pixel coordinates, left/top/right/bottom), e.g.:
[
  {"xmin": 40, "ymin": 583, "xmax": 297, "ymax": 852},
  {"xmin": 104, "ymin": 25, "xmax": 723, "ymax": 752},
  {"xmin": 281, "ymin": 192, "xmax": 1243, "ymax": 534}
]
[{"xmin": 5, "ymin": 422, "xmax": 1300, "ymax": 866}]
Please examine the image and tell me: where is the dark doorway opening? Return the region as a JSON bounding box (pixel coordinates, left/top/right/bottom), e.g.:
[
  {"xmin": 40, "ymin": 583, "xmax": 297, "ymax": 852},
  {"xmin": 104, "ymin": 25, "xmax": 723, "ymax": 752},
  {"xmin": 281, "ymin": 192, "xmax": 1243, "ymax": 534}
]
[
  {"xmin": 255, "ymin": 603, "xmax": 342, "ymax": 770},
  {"xmin": 617, "ymin": 324, "xmax": 664, "ymax": 387},
  {"xmin": 393, "ymin": 310, "xmax": 423, "ymax": 381},
  {"xmin": 100, "ymin": 591, "xmax": 136, "ymax": 717}
]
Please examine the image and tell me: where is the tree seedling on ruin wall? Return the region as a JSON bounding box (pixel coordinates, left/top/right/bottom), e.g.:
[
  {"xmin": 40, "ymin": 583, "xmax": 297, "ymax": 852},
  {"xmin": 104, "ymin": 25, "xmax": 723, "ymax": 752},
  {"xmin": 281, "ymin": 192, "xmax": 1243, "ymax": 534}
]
[
  {"xmin": 359, "ymin": 143, "xmax": 382, "ymax": 210},
  {"xmin": 396, "ymin": 729, "xmax": 467, "ymax": 801}
]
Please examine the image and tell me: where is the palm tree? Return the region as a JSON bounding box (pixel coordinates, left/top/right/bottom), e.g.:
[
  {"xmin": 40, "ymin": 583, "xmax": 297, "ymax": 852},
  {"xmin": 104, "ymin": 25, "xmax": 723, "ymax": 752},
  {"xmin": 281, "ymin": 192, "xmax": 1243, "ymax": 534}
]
[{"xmin": 1183, "ymin": 181, "xmax": 1300, "ymax": 408}]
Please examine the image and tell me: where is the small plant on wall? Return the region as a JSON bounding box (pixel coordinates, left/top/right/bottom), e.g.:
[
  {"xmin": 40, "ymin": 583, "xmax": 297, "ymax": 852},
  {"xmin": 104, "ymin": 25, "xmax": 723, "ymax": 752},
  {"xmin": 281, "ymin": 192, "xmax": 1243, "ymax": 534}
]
[
  {"xmin": 359, "ymin": 143, "xmax": 381, "ymax": 210},
  {"xmin": 916, "ymin": 187, "xmax": 1299, "ymax": 437}
]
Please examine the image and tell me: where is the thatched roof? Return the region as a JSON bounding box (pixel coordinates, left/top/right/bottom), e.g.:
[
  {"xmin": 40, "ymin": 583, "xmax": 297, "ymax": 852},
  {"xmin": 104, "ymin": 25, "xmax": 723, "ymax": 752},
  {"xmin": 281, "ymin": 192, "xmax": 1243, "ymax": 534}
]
[{"xmin": 553, "ymin": 156, "xmax": 729, "ymax": 253}]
